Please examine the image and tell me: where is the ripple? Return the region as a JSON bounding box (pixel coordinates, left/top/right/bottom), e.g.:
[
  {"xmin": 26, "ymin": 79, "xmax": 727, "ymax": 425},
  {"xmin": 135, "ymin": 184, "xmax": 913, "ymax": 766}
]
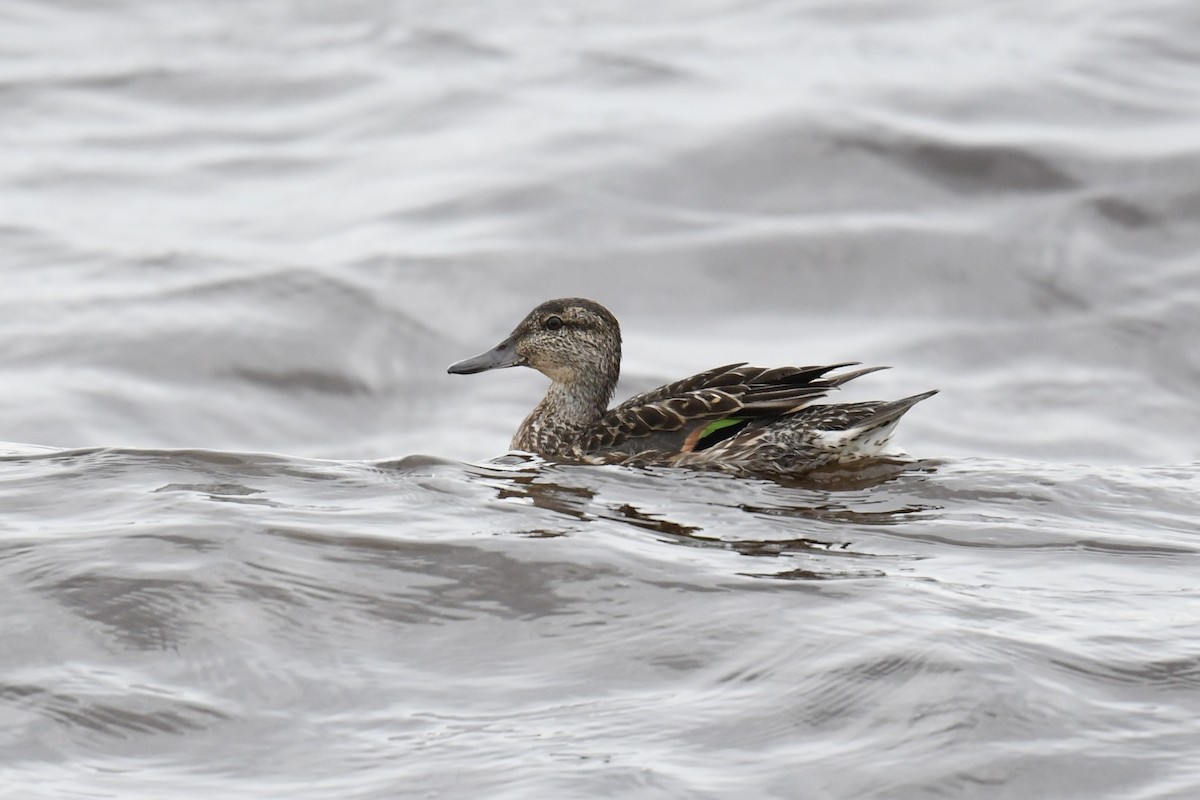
[{"xmin": 0, "ymin": 680, "xmax": 229, "ymax": 741}]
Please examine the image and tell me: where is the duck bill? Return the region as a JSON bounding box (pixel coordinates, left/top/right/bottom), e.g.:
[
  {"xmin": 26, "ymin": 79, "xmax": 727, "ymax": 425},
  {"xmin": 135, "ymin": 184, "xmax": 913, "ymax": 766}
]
[{"xmin": 447, "ymin": 333, "xmax": 524, "ymax": 374}]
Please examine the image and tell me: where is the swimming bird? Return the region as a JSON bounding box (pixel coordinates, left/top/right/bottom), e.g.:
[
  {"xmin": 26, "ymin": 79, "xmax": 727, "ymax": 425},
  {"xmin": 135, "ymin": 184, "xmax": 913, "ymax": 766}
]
[{"xmin": 447, "ymin": 298, "xmax": 936, "ymax": 477}]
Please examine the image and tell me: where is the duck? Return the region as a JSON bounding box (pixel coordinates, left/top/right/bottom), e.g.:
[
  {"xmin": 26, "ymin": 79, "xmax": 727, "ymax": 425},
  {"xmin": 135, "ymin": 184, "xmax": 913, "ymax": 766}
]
[{"xmin": 447, "ymin": 297, "xmax": 936, "ymax": 478}]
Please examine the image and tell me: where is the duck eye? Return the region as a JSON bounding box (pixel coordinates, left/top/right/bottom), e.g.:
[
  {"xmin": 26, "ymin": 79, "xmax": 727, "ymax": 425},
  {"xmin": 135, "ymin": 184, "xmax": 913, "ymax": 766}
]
[{"xmin": 544, "ymin": 315, "xmax": 564, "ymax": 331}]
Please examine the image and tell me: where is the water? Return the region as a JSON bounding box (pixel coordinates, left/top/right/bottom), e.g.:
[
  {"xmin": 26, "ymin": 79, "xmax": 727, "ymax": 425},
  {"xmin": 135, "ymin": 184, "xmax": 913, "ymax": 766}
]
[{"xmin": 2, "ymin": 0, "xmax": 1199, "ymax": 797}]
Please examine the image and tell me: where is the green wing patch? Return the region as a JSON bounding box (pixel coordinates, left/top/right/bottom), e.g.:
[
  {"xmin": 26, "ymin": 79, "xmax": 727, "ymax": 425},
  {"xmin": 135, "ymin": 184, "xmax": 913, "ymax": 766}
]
[
  {"xmin": 695, "ymin": 416, "xmax": 752, "ymax": 450},
  {"xmin": 699, "ymin": 417, "xmax": 747, "ymax": 438}
]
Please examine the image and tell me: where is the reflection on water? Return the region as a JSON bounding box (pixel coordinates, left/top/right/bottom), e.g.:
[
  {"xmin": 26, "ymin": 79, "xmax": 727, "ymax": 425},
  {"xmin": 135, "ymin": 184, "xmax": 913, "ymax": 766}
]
[{"xmin": 463, "ymin": 456, "xmax": 944, "ymax": 580}]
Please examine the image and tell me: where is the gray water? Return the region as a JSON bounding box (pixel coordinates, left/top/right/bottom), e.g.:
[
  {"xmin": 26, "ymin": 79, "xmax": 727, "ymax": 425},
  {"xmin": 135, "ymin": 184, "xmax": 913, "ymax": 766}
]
[{"xmin": 2, "ymin": 1, "xmax": 1200, "ymax": 798}]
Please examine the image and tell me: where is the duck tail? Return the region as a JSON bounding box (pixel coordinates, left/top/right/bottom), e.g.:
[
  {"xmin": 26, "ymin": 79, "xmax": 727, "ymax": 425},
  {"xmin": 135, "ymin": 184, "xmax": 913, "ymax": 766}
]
[
  {"xmin": 807, "ymin": 390, "xmax": 938, "ymax": 458},
  {"xmin": 858, "ymin": 390, "xmax": 939, "ymax": 428}
]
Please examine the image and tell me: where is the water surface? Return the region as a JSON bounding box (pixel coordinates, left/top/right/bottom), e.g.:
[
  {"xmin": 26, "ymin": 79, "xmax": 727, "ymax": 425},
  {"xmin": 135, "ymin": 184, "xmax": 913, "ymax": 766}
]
[{"xmin": 2, "ymin": 1, "xmax": 1199, "ymax": 798}]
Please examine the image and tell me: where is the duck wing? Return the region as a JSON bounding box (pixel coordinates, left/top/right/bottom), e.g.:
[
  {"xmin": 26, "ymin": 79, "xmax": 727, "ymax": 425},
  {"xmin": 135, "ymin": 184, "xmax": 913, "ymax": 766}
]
[{"xmin": 580, "ymin": 362, "xmax": 885, "ymax": 455}]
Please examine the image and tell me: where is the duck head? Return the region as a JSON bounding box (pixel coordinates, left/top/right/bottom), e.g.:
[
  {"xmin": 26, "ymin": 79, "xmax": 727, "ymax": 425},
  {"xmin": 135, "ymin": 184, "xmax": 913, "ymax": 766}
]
[{"xmin": 447, "ymin": 297, "xmax": 622, "ymax": 389}]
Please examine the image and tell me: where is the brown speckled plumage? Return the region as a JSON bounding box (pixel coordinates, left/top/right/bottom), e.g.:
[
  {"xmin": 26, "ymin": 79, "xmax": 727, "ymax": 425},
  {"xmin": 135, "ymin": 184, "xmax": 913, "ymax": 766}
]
[{"xmin": 448, "ymin": 298, "xmax": 936, "ymax": 477}]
